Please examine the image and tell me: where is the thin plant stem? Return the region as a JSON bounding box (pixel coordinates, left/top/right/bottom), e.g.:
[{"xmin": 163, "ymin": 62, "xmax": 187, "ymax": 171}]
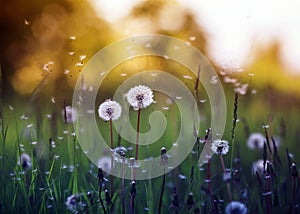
[
  {"xmin": 219, "ymin": 155, "xmax": 232, "ymax": 201},
  {"xmin": 109, "ymin": 118, "xmax": 114, "ymax": 196},
  {"xmin": 135, "ymin": 108, "xmax": 141, "ymax": 161},
  {"xmin": 121, "ymin": 156, "xmax": 125, "ymax": 214},
  {"xmin": 158, "ymin": 168, "xmax": 166, "ymax": 214}
]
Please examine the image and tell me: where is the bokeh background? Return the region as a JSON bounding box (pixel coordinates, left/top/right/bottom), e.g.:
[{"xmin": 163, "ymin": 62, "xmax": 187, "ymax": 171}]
[{"xmin": 1, "ymin": 0, "xmax": 300, "ymax": 158}]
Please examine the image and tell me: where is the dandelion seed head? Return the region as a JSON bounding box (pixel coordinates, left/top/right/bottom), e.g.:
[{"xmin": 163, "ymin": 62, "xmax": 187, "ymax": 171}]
[
  {"xmin": 65, "ymin": 194, "xmax": 79, "ymax": 212},
  {"xmin": 126, "ymin": 85, "xmax": 154, "ymax": 109},
  {"xmin": 225, "ymin": 201, "xmax": 247, "ymax": 214},
  {"xmin": 18, "ymin": 153, "xmax": 32, "ymax": 171},
  {"xmin": 211, "ymin": 139, "xmax": 229, "ymax": 155},
  {"xmin": 98, "ymin": 99, "xmax": 122, "ymax": 121},
  {"xmin": 247, "ymin": 133, "xmax": 265, "ymax": 149},
  {"xmin": 252, "ymin": 159, "xmax": 270, "ymax": 175},
  {"xmin": 97, "ymin": 156, "xmax": 111, "ymax": 172}
]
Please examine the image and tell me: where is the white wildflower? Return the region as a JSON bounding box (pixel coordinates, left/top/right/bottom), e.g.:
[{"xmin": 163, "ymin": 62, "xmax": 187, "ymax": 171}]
[
  {"xmin": 98, "ymin": 99, "xmax": 122, "ymax": 121},
  {"xmin": 126, "ymin": 85, "xmax": 154, "ymax": 110}
]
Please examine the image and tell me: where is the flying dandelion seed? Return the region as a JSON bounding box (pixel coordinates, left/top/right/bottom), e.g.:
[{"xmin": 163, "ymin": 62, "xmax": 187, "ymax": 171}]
[{"xmin": 98, "ymin": 99, "xmax": 122, "ymax": 121}]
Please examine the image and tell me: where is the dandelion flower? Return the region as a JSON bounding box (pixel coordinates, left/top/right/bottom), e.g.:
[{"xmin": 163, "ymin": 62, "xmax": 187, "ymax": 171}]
[
  {"xmin": 98, "ymin": 99, "xmax": 122, "ymax": 121},
  {"xmin": 18, "ymin": 153, "xmax": 32, "ymax": 171},
  {"xmin": 225, "ymin": 201, "xmax": 247, "ymax": 214},
  {"xmin": 246, "ymin": 133, "xmax": 265, "ymax": 149},
  {"xmin": 126, "ymin": 85, "xmax": 154, "ymax": 110},
  {"xmin": 63, "ymin": 106, "xmax": 78, "ymax": 124},
  {"xmin": 211, "ymin": 139, "xmax": 229, "ymax": 155}
]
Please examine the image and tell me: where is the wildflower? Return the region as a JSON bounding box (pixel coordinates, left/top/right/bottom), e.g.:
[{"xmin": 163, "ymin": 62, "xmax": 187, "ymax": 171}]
[
  {"xmin": 225, "ymin": 201, "xmax": 247, "ymax": 214},
  {"xmin": 63, "ymin": 106, "xmax": 78, "ymax": 124},
  {"xmin": 246, "ymin": 133, "xmax": 265, "ymax": 149},
  {"xmin": 65, "ymin": 194, "xmax": 79, "ymax": 212},
  {"xmin": 126, "ymin": 85, "xmax": 154, "ymax": 110},
  {"xmin": 211, "ymin": 139, "xmax": 229, "ymax": 155},
  {"xmin": 97, "ymin": 156, "xmax": 111, "ymax": 172},
  {"xmin": 98, "ymin": 99, "xmax": 122, "ymax": 121},
  {"xmin": 18, "ymin": 153, "xmax": 31, "ymax": 171}
]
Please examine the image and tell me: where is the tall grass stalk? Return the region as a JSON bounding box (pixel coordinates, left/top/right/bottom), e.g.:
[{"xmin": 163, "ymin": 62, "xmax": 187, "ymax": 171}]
[{"xmin": 230, "ymin": 93, "xmax": 238, "ymax": 170}]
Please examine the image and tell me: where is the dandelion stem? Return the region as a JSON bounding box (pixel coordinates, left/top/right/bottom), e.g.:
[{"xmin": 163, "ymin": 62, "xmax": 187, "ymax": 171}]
[
  {"xmin": 109, "ymin": 118, "xmax": 114, "ymax": 196},
  {"xmin": 219, "ymin": 155, "xmax": 232, "ymax": 201},
  {"xmin": 158, "ymin": 168, "xmax": 166, "ymax": 214},
  {"xmin": 135, "ymin": 108, "xmax": 141, "ymax": 161}
]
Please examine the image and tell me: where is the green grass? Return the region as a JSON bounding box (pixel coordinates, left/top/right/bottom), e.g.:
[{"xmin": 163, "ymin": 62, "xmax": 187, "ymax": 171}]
[{"xmin": 0, "ymin": 85, "xmax": 300, "ymax": 213}]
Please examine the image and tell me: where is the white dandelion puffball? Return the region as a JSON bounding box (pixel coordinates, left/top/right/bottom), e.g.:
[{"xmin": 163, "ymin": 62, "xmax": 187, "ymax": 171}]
[
  {"xmin": 247, "ymin": 133, "xmax": 265, "ymax": 149},
  {"xmin": 63, "ymin": 106, "xmax": 78, "ymax": 124},
  {"xmin": 126, "ymin": 85, "xmax": 154, "ymax": 109},
  {"xmin": 211, "ymin": 139, "xmax": 229, "ymax": 155},
  {"xmin": 18, "ymin": 153, "xmax": 32, "ymax": 171},
  {"xmin": 252, "ymin": 159, "xmax": 271, "ymax": 175},
  {"xmin": 98, "ymin": 99, "xmax": 122, "ymax": 121},
  {"xmin": 225, "ymin": 201, "xmax": 247, "ymax": 214},
  {"xmin": 97, "ymin": 156, "xmax": 112, "ymax": 172}
]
